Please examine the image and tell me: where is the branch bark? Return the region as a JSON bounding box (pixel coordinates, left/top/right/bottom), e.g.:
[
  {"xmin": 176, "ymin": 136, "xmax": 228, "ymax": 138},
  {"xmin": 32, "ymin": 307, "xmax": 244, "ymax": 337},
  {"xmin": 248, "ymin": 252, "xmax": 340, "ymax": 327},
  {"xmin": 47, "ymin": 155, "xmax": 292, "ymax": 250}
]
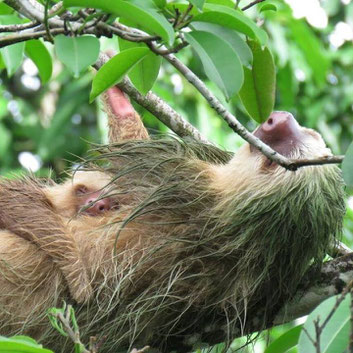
[{"xmin": 231, "ymin": 254, "xmax": 353, "ymax": 341}]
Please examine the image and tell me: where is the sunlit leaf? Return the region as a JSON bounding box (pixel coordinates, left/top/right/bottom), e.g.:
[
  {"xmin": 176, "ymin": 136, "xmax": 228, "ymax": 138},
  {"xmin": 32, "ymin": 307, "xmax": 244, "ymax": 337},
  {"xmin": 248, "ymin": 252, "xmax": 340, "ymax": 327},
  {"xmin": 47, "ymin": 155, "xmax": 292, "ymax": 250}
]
[
  {"xmin": 264, "ymin": 325, "xmax": 302, "ymax": 353},
  {"xmin": 0, "ymin": 3, "xmax": 14, "ymax": 14},
  {"xmin": 54, "ymin": 35, "xmax": 100, "ymax": 78},
  {"xmin": 260, "ymin": 3, "xmax": 277, "ymax": 12},
  {"xmin": 191, "ymin": 22, "xmax": 253, "ymax": 66},
  {"xmin": 128, "ymin": 0, "xmax": 159, "ymax": 9},
  {"xmin": 206, "ymin": 0, "xmax": 234, "ymax": 6},
  {"xmin": 0, "ymin": 336, "xmax": 53, "ymax": 353},
  {"xmin": 239, "ymin": 40, "xmax": 275, "ymax": 123},
  {"xmin": 64, "ymin": 0, "xmax": 175, "ymax": 45},
  {"xmin": 152, "ymin": 0, "xmax": 166, "ymax": 8},
  {"xmin": 90, "ymin": 47, "xmax": 150, "ymax": 102},
  {"xmin": 185, "ymin": 30, "xmax": 243, "ymax": 100},
  {"xmin": 342, "ymin": 141, "xmax": 353, "ymax": 187},
  {"xmin": 196, "ymin": 4, "xmax": 268, "ymax": 44},
  {"xmin": 25, "ymin": 40, "xmax": 52, "ymax": 84},
  {"xmin": 0, "ymin": 42, "xmax": 24, "ymax": 77},
  {"xmin": 0, "ymin": 14, "xmax": 26, "ymax": 76},
  {"xmin": 119, "ymin": 39, "xmax": 161, "ymax": 95},
  {"xmin": 190, "ymin": 0, "xmax": 205, "ymax": 10},
  {"xmin": 298, "ymin": 294, "xmax": 350, "ymax": 353}
]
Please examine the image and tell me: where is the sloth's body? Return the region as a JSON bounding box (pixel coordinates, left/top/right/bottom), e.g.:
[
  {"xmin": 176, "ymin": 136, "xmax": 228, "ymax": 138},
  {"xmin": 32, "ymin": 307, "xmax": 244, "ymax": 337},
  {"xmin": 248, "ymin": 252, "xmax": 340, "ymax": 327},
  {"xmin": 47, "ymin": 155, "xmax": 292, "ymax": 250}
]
[{"xmin": 0, "ymin": 113, "xmax": 345, "ymax": 352}]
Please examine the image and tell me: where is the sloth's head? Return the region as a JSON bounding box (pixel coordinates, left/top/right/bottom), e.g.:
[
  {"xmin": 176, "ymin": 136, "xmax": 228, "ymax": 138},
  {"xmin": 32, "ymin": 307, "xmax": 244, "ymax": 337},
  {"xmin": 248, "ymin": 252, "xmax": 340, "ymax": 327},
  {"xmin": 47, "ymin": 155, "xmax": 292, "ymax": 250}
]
[
  {"xmin": 214, "ymin": 111, "xmax": 336, "ymax": 192},
  {"xmin": 251, "ymin": 111, "xmax": 331, "ymax": 160}
]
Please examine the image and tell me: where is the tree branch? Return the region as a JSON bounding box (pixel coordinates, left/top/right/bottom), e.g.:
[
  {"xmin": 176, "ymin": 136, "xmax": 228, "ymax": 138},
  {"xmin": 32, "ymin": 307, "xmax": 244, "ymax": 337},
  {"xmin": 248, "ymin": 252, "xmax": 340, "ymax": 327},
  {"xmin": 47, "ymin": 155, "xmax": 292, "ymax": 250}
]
[
  {"xmin": 0, "ymin": 21, "xmax": 39, "ymax": 32},
  {"xmin": 233, "ymin": 253, "xmax": 353, "ymax": 341},
  {"xmin": 274, "ymin": 253, "xmax": 353, "ymax": 326}
]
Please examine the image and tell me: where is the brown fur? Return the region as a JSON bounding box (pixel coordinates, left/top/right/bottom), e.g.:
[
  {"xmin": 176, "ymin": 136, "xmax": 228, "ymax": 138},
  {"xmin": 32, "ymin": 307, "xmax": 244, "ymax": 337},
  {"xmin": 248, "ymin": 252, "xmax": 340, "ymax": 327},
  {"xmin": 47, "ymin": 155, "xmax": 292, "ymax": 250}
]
[
  {"xmin": 0, "ymin": 177, "xmax": 93, "ymax": 303},
  {"xmin": 0, "ymin": 87, "xmax": 148, "ymax": 304}
]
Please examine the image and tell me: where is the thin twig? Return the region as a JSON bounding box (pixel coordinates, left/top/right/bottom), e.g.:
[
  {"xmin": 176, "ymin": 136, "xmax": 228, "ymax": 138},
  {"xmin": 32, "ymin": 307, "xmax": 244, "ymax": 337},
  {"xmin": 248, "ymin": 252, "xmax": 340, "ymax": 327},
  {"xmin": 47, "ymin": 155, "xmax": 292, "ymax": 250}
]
[
  {"xmin": 173, "ymin": 8, "xmax": 181, "ymax": 28},
  {"xmin": 99, "ymin": 22, "xmax": 158, "ymax": 42},
  {"xmin": 302, "ymin": 326, "xmax": 317, "ymax": 348},
  {"xmin": 175, "ymin": 3, "xmax": 193, "ymax": 29},
  {"xmin": 241, "ymin": 0, "xmax": 266, "ymax": 11},
  {"xmin": 44, "ymin": 0, "xmax": 53, "ymax": 42},
  {"xmin": 321, "ymin": 279, "xmax": 353, "ymax": 330},
  {"xmin": 0, "ymin": 28, "xmax": 66, "ymax": 47},
  {"xmin": 314, "ymin": 318, "xmax": 321, "ymax": 353},
  {"xmin": 152, "ymin": 41, "xmax": 188, "ymax": 55},
  {"xmin": 0, "ymin": 21, "xmax": 39, "ymax": 32},
  {"xmin": 48, "ymin": 1, "xmax": 64, "ymax": 16},
  {"xmin": 287, "ymin": 155, "xmax": 344, "ymax": 169}
]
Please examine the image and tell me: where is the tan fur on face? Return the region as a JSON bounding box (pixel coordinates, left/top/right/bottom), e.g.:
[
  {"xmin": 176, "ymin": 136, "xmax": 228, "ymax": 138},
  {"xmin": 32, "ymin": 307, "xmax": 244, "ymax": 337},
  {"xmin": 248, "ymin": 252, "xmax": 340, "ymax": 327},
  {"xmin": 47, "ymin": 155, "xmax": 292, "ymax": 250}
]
[{"xmin": 45, "ymin": 171, "xmax": 113, "ymax": 218}]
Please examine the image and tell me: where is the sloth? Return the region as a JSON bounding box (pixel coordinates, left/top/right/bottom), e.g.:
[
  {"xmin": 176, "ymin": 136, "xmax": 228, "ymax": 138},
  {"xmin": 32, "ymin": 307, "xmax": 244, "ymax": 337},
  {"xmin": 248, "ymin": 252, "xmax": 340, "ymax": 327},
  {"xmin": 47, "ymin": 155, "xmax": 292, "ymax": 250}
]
[{"xmin": 0, "ymin": 109, "xmax": 345, "ymax": 353}]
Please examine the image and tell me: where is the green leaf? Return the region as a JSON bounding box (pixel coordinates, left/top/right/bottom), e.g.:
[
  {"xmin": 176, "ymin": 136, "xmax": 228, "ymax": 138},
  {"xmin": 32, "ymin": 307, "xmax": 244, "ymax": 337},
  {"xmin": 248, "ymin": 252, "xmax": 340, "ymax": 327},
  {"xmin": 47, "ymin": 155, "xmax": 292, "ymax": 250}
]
[
  {"xmin": 0, "ymin": 14, "xmax": 27, "ymax": 75},
  {"xmin": 0, "ymin": 42, "xmax": 24, "ymax": 77},
  {"xmin": 206, "ymin": 0, "xmax": 234, "ymax": 6},
  {"xmin": 196, "ymin": 4, "xmax": 268, "ymax": 45},
  {"xmin": 0, "ymin": 14, "xmax": 25, "ymax": 25},
  {"xmin": 54, "ymin": 35, "xmax": 100, "ymax": 78},
  {"xmin": 190, "ymin": 0, "xmax": 205, "ymax": 10},
  {"xmin": 128, "ymin": 0, "xmax": 159, "ymax": 9},
  {"xmin": 165, "ymin": 2, "xmax": 201, "ymax": 15},
  {"xmin": 299, "ymin": 294, "xmax": 350, "ymax": 353},
  {"xmin": 90, "ymin": 47, "xmax": 150, "ymax": 102},
  {"xmin": 5, "ymin": 336, "xmax": 44, "ymax": 349},
  {"xmin": 152, "ymin": 0, "xmax": 166, "ymax": 8},
  {"xmin": 119, "ymin": 39, "xmax": 161, "ymax": 94},
  {"xmin": 191, "ymin": 22, "xmax": 253, "ymax": 66},
  {"xmin": 239, "ymin": 40, "xmax": 275, "ymax": 123},
  {"xmin": 64, "ymin": 0, "xmax": 175, "ymax": 45},
  {"xmin": 260, "ymin": 3, "xmax": 277, "ymax": 12},
  {"xmin": 264, "ymin": 325, "xmax": 302, "ymax": 353},
  {"xmin": 0, "ymin": 3, "xmax": 14, "ymax": 14},
  {"xmin": 25, "ymin": 40, "xmax": 52, "ymax": 84},
  {"xmin": 0, "ymin": 336, "xmax": 53, "ymax": 353},
  {"xmin": 342, "ymin": 141, "xmax": 353, "ymax": 187},
  {"xmin": 185, "ymin": 30, "xmax": 244, "ymax": 100}
]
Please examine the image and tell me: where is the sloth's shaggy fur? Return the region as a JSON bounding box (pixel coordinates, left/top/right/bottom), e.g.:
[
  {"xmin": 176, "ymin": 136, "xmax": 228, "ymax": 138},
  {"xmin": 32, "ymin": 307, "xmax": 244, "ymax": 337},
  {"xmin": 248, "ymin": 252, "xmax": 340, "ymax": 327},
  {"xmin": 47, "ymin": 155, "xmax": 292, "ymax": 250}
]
[{"xmin": 0, "ymin": 130, "xmax": 346, "ymax": 352}]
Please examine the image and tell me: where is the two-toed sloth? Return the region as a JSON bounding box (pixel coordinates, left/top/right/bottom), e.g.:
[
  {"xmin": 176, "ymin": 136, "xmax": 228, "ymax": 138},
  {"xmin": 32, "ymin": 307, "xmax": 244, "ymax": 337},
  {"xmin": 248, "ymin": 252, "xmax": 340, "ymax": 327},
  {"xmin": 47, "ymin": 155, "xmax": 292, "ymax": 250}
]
[{"xmin": 0, "ymin": 92, "xmax": 345, "ymax": 352}]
